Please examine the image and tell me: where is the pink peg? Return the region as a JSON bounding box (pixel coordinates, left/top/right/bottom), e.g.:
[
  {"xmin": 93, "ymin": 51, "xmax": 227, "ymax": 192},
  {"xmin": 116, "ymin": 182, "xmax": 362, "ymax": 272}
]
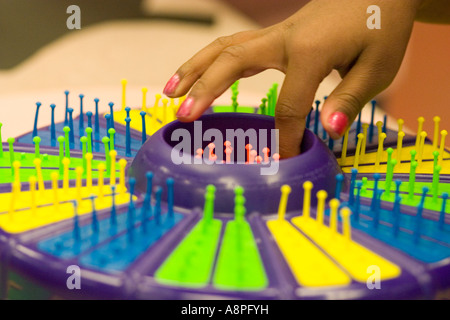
[
  {"xmin": 245, "ymin": 144, "xmax": 252, "ymax": 163},
  {"xmin": 262, "ymin": 147, "xmax": 270, "ymax": 163},
  {"xmin": 225, "ymin": 147, "xmax": 232, "ymax": 163},
  {"xmin": 195, "ymin": 148, "xmax": 203, "ymax": 159}
]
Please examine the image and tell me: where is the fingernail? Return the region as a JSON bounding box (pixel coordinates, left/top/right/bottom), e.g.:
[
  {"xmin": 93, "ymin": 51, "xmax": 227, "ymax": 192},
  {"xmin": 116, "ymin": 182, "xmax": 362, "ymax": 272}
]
[
  {"xmin": 328, "ymin": 112, "xmax": 348, "ymax": 136},
  {"xmin": 163, "ymin": 74, "xmax": 180, "ymax": 95},
  {"xmin": 176, "ymin": 96, "xmax": 194, "ymax": 118}
]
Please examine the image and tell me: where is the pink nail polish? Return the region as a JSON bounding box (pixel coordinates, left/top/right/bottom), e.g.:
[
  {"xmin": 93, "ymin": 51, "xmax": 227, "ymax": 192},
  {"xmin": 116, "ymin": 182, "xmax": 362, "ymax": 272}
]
[
  {"xmin": 328, "ymin": 111, "xmax": 348, "ymax": 136},
  {"xmin": 163, "ymin": 74, "xmax": 180, "ymax": 95},
  {"xmin": 176, "ymin": 96, "xmax": 194, "ymax": 117}
]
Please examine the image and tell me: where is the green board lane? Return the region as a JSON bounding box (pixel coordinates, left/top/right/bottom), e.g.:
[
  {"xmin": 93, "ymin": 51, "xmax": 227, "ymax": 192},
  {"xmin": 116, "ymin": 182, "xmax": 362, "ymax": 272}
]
[
  {"xmin": 154, "ymin": 218, "xmax": 223, "ymax": 288},
  {"xmin": 212, "ymin": 105, "xmax": 256, "ymax": 114},
  {"xmin": 355, "ymin": 179, "xmax": 450, "ymax": 213},
  {"xmin": 154, "ymin": 217, "xmax": 268, "ymax": 291},
  {"xmin": 155, "ymin": 183, "xmax": 268, "ymax": 292},
  {"xmin": 212, "ymin": 219, "xmax": 268, "ymax": 291},
  {"xmin": 0, "ymin": 151, "xmax": 121, "ymax": 183}
]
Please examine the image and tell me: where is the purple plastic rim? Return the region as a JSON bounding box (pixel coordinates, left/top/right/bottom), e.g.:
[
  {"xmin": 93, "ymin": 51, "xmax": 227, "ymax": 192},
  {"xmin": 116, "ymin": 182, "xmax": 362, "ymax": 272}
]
[{"xmin": 129, "ymin": 113, "xmax": 342, "ymax": 214}]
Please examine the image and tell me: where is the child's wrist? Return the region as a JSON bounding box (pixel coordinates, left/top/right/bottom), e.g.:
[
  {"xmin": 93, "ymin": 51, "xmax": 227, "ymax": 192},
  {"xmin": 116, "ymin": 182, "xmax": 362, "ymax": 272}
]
[{"xmin": 415, "ymin": 0, "xmax": 450, "ymax": 23}]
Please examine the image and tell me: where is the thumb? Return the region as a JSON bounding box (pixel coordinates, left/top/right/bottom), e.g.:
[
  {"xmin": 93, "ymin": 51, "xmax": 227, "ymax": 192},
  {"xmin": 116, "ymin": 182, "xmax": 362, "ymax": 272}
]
[{"xmin": 320, "ymin": 60, "xmax": 391, "ymax": 140}]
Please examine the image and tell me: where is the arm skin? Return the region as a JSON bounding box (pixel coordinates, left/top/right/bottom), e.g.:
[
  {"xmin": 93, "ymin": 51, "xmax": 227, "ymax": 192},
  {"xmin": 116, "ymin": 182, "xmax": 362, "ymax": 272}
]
[
  {"xmin": 417, "ymin": 0, "xmax": 450, "ymax": 23},
  {"xmin": 163, "ymin": 0, "xmax": 449, "ymax": 158}
]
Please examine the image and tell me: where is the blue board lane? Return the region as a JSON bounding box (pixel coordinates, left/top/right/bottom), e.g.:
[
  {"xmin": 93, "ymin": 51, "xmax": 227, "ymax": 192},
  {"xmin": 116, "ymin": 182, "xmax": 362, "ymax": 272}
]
[
  {"xmin": 37, "ymin": 206, "xmax": 183, "ymax": 262},
  {"xmin": 364, "ymin": 205, "xmax": 450, "ymax": 245},
  {"xmin": 37, "ymin": 209, "xmax": 138, "ymax": 259},
  {"xmin": 79, "ymin": 213, "xmax": 184, "ymax": 273},
  {"xmin": 342, "ymin": 194, "xmax": 450, "ymax": 244},
  {"xmin": 324, "ymin": 204, "xmax": 450, "ymax": 264}
]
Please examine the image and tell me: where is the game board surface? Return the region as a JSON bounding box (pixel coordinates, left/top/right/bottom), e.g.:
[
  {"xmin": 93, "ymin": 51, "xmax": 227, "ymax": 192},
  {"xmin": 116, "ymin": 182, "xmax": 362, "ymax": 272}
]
[{"xmin": 0, "ymin": 80, "xmax": 449, "ymax": 300}]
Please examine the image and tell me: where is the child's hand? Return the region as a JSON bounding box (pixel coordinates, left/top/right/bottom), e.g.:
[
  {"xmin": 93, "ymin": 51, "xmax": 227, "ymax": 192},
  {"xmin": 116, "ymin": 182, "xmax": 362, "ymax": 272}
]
[{"xmin": 163, "ymin": 0, "xmax": 423, "ymax": 158}]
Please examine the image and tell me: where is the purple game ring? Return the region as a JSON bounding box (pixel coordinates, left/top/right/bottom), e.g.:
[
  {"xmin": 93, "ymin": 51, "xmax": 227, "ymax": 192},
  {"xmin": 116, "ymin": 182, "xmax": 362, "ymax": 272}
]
[{"xmin": 129, "ymin": 113, "xmax": 343, "ymax": 214}]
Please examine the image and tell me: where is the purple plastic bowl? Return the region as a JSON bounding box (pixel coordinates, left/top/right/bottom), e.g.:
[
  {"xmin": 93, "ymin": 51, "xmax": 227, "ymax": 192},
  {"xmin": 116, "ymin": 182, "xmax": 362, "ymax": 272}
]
[{"xmin": 129, "ymin": 113, "xmax": 342, "ymax": 214}]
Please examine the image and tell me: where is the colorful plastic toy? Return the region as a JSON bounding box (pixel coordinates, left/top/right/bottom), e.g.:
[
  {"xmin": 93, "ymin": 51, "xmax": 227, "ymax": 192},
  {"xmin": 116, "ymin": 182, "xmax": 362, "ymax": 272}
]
[{"xmin": 0, "ymin": 80, "xmax": 448, "ymax": 300}]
